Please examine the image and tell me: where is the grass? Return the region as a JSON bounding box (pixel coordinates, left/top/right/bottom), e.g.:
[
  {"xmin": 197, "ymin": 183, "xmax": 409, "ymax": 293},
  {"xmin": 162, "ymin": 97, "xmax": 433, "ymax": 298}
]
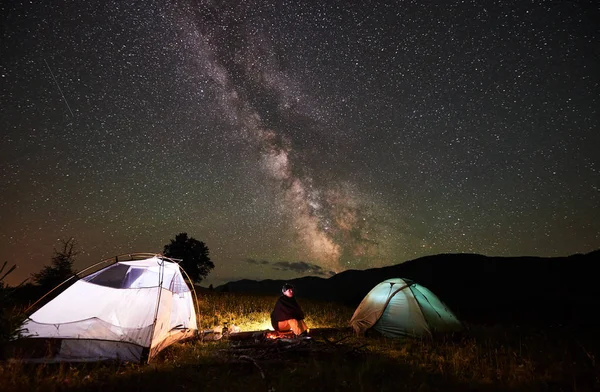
[
  {"xmin": 1, "ymin": 291, "xmax": 599, "ymax": 391},
  {"xmin": 196, "ymin": 291, "xmax": 352, "ymax": 331}
]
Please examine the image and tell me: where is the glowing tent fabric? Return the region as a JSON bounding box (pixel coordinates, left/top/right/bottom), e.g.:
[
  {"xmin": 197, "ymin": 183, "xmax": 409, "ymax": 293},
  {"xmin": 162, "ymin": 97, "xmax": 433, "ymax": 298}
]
[
  {"xmin": 350, "ymin": 278, "xmax": 462, "ymax": 338},
  {"xmin": 18, "ymin": 256, "xmax": 197, "ymax": 363}
]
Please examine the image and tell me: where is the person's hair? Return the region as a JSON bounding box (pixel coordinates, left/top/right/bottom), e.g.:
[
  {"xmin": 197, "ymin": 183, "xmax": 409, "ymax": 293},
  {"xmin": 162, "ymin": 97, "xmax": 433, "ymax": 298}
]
[{"xmin": 282, "ymin": 283, "xmax": 294, "ymax": 293}]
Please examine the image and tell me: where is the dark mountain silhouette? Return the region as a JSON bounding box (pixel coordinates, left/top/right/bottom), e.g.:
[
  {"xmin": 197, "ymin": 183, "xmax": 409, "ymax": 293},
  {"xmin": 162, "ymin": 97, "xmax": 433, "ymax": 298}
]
[{"xmin": 216, "ymin": 250, "xmax": 600, "ymax": 325}]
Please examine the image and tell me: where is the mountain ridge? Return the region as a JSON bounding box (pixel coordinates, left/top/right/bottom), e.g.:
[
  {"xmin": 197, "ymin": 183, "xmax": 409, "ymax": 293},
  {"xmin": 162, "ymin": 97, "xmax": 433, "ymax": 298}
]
[{"xmin": 215, "ymin": 250, "xmax": 600, "ymax": 325}]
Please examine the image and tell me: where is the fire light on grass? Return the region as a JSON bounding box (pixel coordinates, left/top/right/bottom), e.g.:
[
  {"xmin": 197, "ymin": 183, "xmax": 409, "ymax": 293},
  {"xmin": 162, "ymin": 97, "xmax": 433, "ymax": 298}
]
[
  {"xmin": 195, "ymin": 291, "xmax": 352, "ymax": 332},
  {"xmin": 1, "ymin": 291, "xmax": 598, "ymax": 391}
]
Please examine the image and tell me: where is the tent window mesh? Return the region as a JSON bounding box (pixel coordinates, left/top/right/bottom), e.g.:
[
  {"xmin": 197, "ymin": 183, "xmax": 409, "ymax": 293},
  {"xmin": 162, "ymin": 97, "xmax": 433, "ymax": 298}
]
[
  {"xmin": 83, "ymin": 264, "xmax": 130, "ymax": 288},
  {"xmin": 169, "ymin": 273, "xmax": 190, "ymax": 294}
]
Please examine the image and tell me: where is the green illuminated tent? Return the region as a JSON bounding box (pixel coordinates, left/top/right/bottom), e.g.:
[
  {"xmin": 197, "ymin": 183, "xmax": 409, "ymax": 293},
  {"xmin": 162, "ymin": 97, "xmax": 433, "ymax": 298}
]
[{"xmin": 350, "ymin": 278, "xmax": 462, "ymax": 338}]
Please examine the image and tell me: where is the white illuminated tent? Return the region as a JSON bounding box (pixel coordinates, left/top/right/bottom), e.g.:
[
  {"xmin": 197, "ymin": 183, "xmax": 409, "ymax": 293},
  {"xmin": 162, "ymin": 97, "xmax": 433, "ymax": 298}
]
[
  {"xmin": 350, "ymin": 278, "xmax": 462, "ymax": 338},
  {"xmin": 16, "ymin": 254, "xmax": 197, "ymax": 363}
]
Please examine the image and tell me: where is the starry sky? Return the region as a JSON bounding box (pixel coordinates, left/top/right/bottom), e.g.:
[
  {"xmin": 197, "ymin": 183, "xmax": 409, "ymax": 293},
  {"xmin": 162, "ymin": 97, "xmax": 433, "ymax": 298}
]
[{"xmin": 1, "ymin": 0, "xmax": 598, "ymax": 287}]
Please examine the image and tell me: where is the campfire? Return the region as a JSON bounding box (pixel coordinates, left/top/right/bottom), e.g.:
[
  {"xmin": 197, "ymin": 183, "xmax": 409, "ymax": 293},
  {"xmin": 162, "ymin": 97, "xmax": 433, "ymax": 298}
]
[{"xmin": 265, "ymin": 330, "xmax": 298, "ymax": 339}]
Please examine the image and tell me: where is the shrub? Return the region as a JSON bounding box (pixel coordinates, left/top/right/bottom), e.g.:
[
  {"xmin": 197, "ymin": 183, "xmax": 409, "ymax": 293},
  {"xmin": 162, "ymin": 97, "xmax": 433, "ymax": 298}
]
[{"xmin": 0, "ymin": 263, "xmax": 25, "ymax": 357}]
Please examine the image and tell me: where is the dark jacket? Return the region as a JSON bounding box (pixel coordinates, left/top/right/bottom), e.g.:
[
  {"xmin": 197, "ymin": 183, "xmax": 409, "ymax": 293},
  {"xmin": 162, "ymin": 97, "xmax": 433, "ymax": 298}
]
[{"xmin": 270, "ymin": 295, "xmax": 305, "ymax": 330}]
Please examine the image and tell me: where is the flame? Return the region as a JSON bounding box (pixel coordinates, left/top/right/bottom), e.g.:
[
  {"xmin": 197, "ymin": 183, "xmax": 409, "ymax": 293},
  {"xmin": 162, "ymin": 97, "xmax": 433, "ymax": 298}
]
[{"xmin": 265, "ymin": 331, "xmax": 279, "ymax": 339}]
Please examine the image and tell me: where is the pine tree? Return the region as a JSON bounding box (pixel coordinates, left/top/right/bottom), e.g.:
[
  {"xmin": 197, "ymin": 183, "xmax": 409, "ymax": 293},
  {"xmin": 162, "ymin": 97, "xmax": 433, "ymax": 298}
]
[{"xmin": 32, "ymin": 238, "xmax": 78, "ymax": 290}]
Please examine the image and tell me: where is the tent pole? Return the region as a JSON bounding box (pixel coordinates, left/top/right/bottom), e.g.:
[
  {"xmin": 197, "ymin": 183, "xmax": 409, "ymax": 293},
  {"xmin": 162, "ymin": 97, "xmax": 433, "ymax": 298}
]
[
  {"xmin": 24, "ymin": 256, "xmax": 119, "ymax": 314},
  {"xmin": 176, "ymin": 263, "xmax": 201, "ymax": 332},
  {"xmin": 147, "ymin": 257, "xmax": 166, "ymax": 364},
  {"xmin": 24, "ymin": 252, "xmax": 158, "ymax": 314},
  {"xmin": 159, "ymin": 255, "xmax": 200, "ymax": 331}
]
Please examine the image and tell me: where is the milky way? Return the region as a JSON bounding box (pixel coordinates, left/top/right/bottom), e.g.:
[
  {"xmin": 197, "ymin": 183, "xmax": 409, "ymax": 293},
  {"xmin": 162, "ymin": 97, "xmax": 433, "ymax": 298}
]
[
  {"xmin": 1, "ymin": 0, "xmax": 598, "ymax": 286},
  {"xmin": 164, "ymin": 3, "xmax": 382, "ymax": 274}
]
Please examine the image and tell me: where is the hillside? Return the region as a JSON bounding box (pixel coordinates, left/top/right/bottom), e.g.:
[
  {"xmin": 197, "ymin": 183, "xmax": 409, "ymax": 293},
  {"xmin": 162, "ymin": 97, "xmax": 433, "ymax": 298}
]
[{"xmin": 216, "ymin": 250, "xmax": 600, "ymax": 325}]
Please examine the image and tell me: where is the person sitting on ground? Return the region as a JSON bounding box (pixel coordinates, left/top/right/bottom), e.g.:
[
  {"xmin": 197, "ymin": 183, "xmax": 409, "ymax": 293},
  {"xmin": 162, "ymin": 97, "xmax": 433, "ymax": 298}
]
[{"xmin": 270, "ymin": 283, "xmax": 309, "ymax": 336}]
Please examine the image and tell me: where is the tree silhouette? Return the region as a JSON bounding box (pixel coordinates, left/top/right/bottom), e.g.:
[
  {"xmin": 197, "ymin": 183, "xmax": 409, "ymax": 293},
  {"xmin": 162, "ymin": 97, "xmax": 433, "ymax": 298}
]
[
  {"xmin": 31, "ymin": 238, "xmax": 78, "ymax": 290},
  {"xmin": 1, "ymin": 261, "xmax": 23, "ymax": 349},
  {"xmin": 163, "ymin": 233, "xmax": 214, "ymax": 284}
]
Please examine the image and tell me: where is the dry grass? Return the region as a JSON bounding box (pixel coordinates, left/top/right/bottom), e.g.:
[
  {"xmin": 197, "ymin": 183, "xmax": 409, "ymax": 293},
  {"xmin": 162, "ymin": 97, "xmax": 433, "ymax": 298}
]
[
  {"xmin": 196, "ymin": 291, "xmax": 353, "ymax": 331},
  {"xmin": 1, "ymin": 292, "xmax": 599, "ymax": 391}
]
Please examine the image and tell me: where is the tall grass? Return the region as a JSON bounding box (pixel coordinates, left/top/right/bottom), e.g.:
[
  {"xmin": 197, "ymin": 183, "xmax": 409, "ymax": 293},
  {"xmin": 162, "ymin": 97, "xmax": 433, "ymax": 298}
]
[
  {"xmin": 1, "ymin": 292, "xmax": 598, "ymax": 391},
  {"xmin": 196, "ymin": 291, "xmax": 353, "ymax": 331}
]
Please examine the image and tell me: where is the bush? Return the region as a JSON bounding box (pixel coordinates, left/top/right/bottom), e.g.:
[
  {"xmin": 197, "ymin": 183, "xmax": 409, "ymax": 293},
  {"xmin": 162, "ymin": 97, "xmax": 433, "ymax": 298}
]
[{"xmin": 0, "ymin": 262, "xmax": 25, "ymax": 357}]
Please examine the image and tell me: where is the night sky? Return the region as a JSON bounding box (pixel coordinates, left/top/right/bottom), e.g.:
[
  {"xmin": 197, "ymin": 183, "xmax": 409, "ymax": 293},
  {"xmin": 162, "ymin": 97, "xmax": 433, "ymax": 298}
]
[{"xmin": 1, "ymin": 0, "xmax": 598, "ymax": 287}]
